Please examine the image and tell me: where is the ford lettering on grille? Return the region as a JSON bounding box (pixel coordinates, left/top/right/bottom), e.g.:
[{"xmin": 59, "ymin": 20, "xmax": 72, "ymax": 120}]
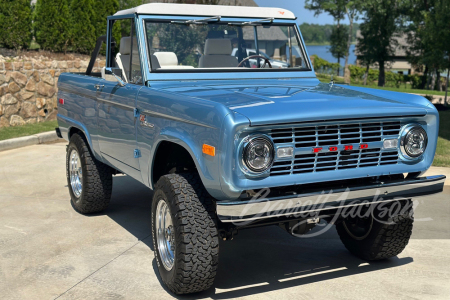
[{"xmin": 269, "ymin": 120, "xmax": 401, "ymax": 176}]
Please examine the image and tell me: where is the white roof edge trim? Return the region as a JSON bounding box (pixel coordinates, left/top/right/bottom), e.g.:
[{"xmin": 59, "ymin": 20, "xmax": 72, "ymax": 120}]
[{"xmin": 114, "ymin": 3, "xmax": 296, "ymax": 20}]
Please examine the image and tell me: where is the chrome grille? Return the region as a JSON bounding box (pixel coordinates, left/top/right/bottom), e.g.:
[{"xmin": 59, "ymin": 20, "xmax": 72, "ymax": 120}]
[{"xmin": 269, "ymin": 121, "xmax": 401, "ymax": 176}]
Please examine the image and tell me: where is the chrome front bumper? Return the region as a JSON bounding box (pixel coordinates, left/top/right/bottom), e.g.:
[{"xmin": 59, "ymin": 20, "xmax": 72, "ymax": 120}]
[{"xmin": 217, "ymin": 175, "xmax": 446, "ymax": 223}]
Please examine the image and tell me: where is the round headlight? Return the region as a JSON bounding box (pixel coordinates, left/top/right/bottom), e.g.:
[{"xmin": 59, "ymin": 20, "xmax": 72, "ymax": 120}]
[
  {"xmin": 242, "ymin": 136, "xmax": 274, "ymax": 173},
  {"xmin": 401, "ymin": 125, "xmax": 428, "ymax": 158}
]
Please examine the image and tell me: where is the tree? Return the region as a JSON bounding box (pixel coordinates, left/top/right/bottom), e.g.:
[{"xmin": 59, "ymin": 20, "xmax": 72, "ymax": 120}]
[
  {"xmin": 355, "ymin": 24, "xmax": 377, "ymax": 85},
  {"xmin": 34, "ymin": 0, "xmax": 70, "ymax": 53},
  {"xmin": 341, "ymin": 2, "xmax": 362, "ymax": 84},
  {"xmin": 145, "ymin": 0, "xmax": 220, "ymax": 3},
  {"xmin": 405, "ymin": 0, "xmax": 450, "ymax": 97},
  {"xmin": 357, "ymin": 0, "xmax": 403, "ymax": 87},
  {"xmin": 93, "ymin": 0, "xmax": 119, "ymax": 39},
  {"xmin": 119, "ymin": 0, "xmax": 143, "ymax": 10},
  {"xmin": 329, "ymin": 25, "xmax": 347, "ymax": 76},
  {"xmin": 69, "ymin": 0, "xmax": 97, "ymax": 54},
  {"xmin": 423, "ymin": 0, "xmax": 450, "ymax": 104},
  {"xmin": 0, "ymin": 0, "xmax": 32, "ymax": 50},
  {"xmin": 305, "ymin": 0, "xmax": 362, "ymax": 84}
]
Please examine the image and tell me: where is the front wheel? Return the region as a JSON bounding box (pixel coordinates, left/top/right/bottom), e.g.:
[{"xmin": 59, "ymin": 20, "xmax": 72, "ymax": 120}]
[
  {"xmin": 151, "ymin": 173, "xmax": 219, "ymax": 294},
  {"xmin": 336, "ymin": 200, "xmax": 414, "ymax": 260}
]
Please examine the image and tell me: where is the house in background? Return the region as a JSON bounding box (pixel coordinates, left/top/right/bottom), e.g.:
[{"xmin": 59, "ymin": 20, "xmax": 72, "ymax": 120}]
[
  {"xmin": 355, "ymin": 31, "xmax": 420, "ymax": 75},
  {"xmin": 242, "ymin": 27, "xmax": 289, "ymax": 59}
]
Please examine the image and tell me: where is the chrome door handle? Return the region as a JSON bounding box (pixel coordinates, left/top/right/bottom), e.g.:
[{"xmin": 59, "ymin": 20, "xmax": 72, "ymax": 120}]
[{"xmin": 94, "ymin": 84, "xmax": 105, "ymax": 90}]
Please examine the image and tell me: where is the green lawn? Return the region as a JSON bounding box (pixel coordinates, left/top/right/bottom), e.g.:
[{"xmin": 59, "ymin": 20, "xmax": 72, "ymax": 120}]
[
  {"xmin": 433, "ymin": 110, "xmax": 450, "ymax": 167},
  {"xmin": 351, "ymin": 84, "xmax": 448, "ymax": 96},
  {"xmin": 0, "ymin": 120, "xmax": 58, "ymax": 141},
  {"xmin": 317, "ymin": 73, "xmax": 448, "ymax": 96}
]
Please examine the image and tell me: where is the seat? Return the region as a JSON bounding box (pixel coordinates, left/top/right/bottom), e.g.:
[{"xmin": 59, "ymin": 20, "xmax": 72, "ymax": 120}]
[
  {"xmin": 151, "ymin": 52, "xmax": 194, "ymax": 69},
  {"xmin": 116, "ymin": 37, "xmax": 141, "ymax": 82},
  {"xmin": 199, "ymin": 39, "xmax": 238, "ymax": 68}
]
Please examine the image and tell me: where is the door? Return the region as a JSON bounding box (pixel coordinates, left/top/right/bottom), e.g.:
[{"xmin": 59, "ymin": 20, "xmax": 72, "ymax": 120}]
[
  {"xmin": 97, "ymin": 83, "xmax": 140, "ymax": 170},
  {"xmin": 96, "ymin": 17, "xmax": 144, "ymax": 172}
]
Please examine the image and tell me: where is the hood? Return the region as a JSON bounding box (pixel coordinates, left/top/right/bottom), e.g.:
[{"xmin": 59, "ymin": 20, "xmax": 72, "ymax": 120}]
[{"xmin": 157, "ymin": 81, "xmax": 428, "ymax": 126}]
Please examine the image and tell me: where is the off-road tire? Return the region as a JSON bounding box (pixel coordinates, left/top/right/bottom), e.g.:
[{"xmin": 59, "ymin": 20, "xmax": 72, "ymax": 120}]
[
  {"xmin": 67, "ymin": 133, "xmax": 113, "ymax": 214},
  {"xmin": 336, "ymin": 200, "xmax": 414, "ymax": 261},
  {"xmin": 151, "ymin": 173, "xmax": 219, "ymax": 294}
]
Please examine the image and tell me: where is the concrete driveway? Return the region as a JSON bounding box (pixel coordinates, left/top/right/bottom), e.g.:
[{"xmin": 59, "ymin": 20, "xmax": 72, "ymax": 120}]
[{"xmin": 1, "ymin": 142, "xmax": 449, "ymax": 300}]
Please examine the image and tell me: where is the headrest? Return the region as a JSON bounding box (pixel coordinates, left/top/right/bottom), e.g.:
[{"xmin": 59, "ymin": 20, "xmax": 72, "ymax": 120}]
[
  {"xmin": 120, "ymin": 37, "xmax": 138, "ymax": 55},
  {"xmin": 204, "ymin": 39, "xmax": 232, "ymax": 55},
  {"xmin": 153, "ymin": 52, "xmax": 178, "ymax": 66},
  {"xmin": 150, "ymin": 55, "xmax": 161, "ymax": 69}
]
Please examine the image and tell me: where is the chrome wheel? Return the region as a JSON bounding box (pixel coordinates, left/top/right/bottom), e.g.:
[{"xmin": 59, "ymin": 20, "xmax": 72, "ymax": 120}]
[
  {"xmin": 156, "ymin": 199, "xmax": 175, "ymax": 271},
  {"xmin": 69, "ymin": 149, "xmax": 83, "ymax": 198}
]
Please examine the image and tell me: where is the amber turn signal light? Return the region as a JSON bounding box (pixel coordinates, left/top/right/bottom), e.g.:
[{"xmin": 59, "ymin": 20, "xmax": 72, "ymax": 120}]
[{"xmin": 202, "ymin": 144, "xmax": 215, "ymax": 156}]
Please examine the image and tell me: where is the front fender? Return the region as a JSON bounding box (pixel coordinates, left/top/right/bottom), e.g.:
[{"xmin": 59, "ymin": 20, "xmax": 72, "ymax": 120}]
[{"xmin": 143, "ymin": 128, "xmax": 226, "ymax": 200}]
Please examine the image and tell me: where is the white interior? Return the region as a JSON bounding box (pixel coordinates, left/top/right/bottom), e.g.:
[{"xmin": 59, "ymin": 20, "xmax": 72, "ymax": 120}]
[
  {"xmin": 114, "ymin": 3, "xmax": 295, "ymax": 20},
  {"xmin": 150, "ymin": 52, "xmax": 194, "ymax": 69},
  {"xmin": 116, "ymin": 37, "xmax": 141, "ymax": 81},
  {"xmin": 199, "ymin": 39, "xmax": 238, "ymax": 68}
]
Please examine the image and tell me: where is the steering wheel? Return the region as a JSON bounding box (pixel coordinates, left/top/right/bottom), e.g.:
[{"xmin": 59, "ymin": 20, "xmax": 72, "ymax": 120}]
[{"xmin": 237, "ymin": 55, "xmax": 272, "ymax": 68}]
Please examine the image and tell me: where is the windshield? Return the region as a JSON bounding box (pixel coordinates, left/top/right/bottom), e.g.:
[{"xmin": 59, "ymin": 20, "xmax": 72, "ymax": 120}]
[{"xmin": 145, "ymin": 21, "xmax": 310, "ymax": 72}]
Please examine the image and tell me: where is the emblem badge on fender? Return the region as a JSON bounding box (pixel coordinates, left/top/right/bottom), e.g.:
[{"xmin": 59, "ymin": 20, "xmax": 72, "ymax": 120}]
[{"xmin": 139, "ymin": 114, "xmax": 154, "ymax": 128}]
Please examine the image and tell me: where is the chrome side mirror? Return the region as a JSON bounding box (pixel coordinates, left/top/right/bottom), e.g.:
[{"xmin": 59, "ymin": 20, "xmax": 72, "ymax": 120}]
[{"xmin": 104, "ymin": 67, "xmax": 127, "ymax": 87}]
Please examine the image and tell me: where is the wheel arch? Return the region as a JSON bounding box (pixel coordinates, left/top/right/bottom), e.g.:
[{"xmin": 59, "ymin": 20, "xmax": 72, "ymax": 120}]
[
  {"xmin": 59, "ymin": 114, "xmax": 95, "ymax": 155},
  {"xmin": 148, "ymin": 135, "xmax": 224, "ymax": 200},
  {"xmin": 67, "ymin": 125, "xmax": 97, "ymax": 156},
  {"xmin": 151, "ymin": 140, "xmax": 197, "ymax": 186}
]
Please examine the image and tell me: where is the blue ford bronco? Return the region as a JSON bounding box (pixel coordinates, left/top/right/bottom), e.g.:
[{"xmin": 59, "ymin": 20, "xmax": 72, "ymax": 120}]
[{"xmin": 56, "ymin": 3, "xmax": 445, "ymax": 294}]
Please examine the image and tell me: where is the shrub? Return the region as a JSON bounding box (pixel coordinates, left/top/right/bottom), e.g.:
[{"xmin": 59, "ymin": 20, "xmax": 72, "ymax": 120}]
[
  {"xmin": 69, "ymin": 0, "xmax": 97, "ymax": 54},
  {"xmin": 311, "ymin": 55, "xmax": 340, "ymax": 74},
  {"xmin": 92, "ymin": 0, "xmax": 119, "ymax": 55},
  {"xmin": 385, "ymin": 72, "xmax": 403, "ymax": 88},
  {"xmin": 0, "ymin": 0, "xmax": 32, "ymax": 50},
  {"xmin": 34, "ymin": 0, "xmax": 70, "ymax": 52},
  {"xmin": 348, "ymin": 65, "xmax": 379, "ymax": 83},
  {"xmin": 93, "ymin": 0, "xmax": 119, "ymax": 38}
]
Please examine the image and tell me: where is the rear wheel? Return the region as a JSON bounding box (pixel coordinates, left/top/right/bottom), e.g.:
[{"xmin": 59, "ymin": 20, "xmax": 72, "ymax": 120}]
[
  {"xmin": 67, "ymin": 133, "xmax": 113, "ymax": 214},
  {"xmin": 151, "ymin": 173, "xmax": 219, "ymax": 294},
  {"xmin": 336, "ymin": 200, "xmax": 414, "ymax": 260}
]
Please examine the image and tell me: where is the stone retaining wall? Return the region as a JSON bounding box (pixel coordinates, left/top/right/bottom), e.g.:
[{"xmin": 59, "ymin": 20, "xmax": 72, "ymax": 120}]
[{"xmin": 0, "ymin": 59, "xmax": 105, "ymax": 127}]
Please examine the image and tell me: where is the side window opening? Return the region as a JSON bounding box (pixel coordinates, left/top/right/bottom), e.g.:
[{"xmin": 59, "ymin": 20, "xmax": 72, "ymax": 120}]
[{"xmin": 110, "ymin": 19, "xmax": 143, "ymax": 85}]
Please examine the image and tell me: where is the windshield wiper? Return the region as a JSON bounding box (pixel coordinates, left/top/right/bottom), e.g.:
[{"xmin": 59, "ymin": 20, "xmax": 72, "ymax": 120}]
[
  {"xmin": 171, "ymin": 16, "xmax": 221, "ymax": 25},
  {"xmin": 228, "ymin": 17, "xmax": 274, "ymax": 26}
]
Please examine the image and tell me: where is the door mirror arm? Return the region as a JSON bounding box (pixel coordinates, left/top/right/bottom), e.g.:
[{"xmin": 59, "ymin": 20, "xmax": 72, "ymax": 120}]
[{"xmin": 104, "ymin": 67, "xmax": 127, "ymax": 87}]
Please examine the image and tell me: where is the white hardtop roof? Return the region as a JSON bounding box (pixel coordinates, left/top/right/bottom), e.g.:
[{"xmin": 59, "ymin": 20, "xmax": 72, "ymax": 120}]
[{"xmin": 114, "ymin": 3, "xmax": 296, "ymax": 20}]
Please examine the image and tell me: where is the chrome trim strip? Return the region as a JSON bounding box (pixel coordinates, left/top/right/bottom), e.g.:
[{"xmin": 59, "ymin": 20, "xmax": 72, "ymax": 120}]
[
  {"xmin": 97, "ymin": 98, "xmax": 135, "ymax": 111},
  {"xmin": 58, "ymin": 86, "xmax": 98, "ymax": 101},
  {"xmin": 216, "ymin": 175, "xmax": 446, "ymax": 222},
  {"xmin": 254, "ymin": 114, "xmax": 426, "ymax": 127},
  {"xmin": 140, "ymin": 109, "xmax": 217, "ymax": 129}
]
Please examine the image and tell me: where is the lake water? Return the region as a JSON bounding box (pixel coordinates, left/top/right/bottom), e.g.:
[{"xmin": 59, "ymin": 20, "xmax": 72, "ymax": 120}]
[{"xmin": 306, "ymin": 44, "xmax": 357, "ymax": 67}]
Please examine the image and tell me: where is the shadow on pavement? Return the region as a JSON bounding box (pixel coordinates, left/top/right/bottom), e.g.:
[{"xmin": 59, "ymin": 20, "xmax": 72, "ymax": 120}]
[
  {"xmin": 102, "ymin": 175, "xmax": 413, "ymax": 299},
  {"xmin": 103, "ymin": 174, "xmax": 154, "ymax": 250}
]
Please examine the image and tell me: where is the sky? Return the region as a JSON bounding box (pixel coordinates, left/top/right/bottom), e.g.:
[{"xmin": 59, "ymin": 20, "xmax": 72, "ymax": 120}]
[{"xmin": 255, "ymin": 0, "xmax": 349, "ymax": 25}]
